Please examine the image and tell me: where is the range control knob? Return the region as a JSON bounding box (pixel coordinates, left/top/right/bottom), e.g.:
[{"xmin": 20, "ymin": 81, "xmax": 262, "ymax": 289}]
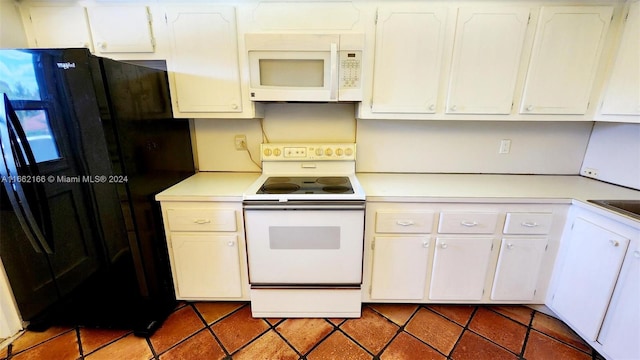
[
  {"xmin": 273, "ymin": 148, "xmax": 282, "ymax": 156},
  {"xmin": 325, "ymin": 148, "xmax": 333, "ymax": 156},
  {"xmin": 336, "ymin": 148, "xmax": 344, "ymax": 156},
  {"xmin": 345, "ymin": 148, "xmax": 354, "ymax": 156},
  {"xmin": 315, "ymin": 148, "xmax": 323, "ymax": 156},
  {"xmin": 263, "ymin": 148, "xmax": 272, "ymax": 156}
]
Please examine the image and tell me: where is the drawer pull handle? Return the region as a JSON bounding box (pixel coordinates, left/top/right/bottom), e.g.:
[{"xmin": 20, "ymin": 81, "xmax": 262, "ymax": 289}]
[
  {"xmin": 396, "ymin": 220, "xmax": 415, "ymax": 226},
  {"xmin": 440, "ymin": 243, "xmax": 448, "ymax": 249},
  {"xmin": 521, "ymin": 222, "xmax": 539, "ymax": 227},
  {"xmin": 460, "ymin": 221, "xmax": 478, "ymax": 227},
  {"xmin": 610, "ymin": 240, "xmax": 620, "ymax": 247},
  {"xmin": 194, "ymin": 219, "xmax": 211, "ymax": 224}
]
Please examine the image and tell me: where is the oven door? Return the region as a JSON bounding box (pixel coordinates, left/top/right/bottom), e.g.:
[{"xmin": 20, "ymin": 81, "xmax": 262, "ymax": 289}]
[{"xmin": 244, "ymin": 204, "xmax": 364, "ymax": 285}]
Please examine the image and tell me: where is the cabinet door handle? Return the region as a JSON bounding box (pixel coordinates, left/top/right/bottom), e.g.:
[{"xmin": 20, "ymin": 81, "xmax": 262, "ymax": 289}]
[
  {"xmin": 460, "ymin": 221, "xmax": 478, "ymax": 227},
  {"xmin": 440, "ymin": 243, "xmax": 448, "ymax": 249},
  {"xmin": 193, "ymin": 219, "xmax": 211, "ymax": 224},
  {"xmin": 227, "ymin": 241, "xmax": 235, "ymax": 247},
  {"xmin": 525, "ymin": 105, "xmax": 533, "ymax": 112},
  {"xmin": 634, "ymin": 251, "xmax": 640, "ymax": 258},
  {"xmin": 521, "ymin": 222, "xmax": 539, "ymax": 227},
  {"xmin": 506, "ymin": 243, "xmax": 514, "ymax": 250},
  {"xmin": 396, "ymin": 220, "xmax": 415, "ymax": 226},
  {"xmin": 422, "ymin": 241, "xmax": 429, "ymax": 248},
  {"xmin": 428, "ymin": 104, "xmax": 435, "ymax": 111},
  {"xmin": 609, "ymin": 239, "xmax": 620, "ymax": 247}
]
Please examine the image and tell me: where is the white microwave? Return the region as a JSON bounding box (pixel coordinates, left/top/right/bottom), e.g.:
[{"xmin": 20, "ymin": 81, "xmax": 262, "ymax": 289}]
[{"xmin": 245, "ymin": 33, "xmax": 364, "ymax": 102}]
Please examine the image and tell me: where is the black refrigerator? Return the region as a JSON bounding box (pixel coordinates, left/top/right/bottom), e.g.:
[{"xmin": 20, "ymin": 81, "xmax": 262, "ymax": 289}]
[{"xmin": 0, "ymin": 48, "xmax": 195, "ymax": 336}]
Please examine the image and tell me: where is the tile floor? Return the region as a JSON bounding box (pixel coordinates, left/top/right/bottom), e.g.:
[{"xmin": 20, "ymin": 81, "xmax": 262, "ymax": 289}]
[{"xmin": 0, "ymin": 302, "xmax": 603, "ymax": 360}]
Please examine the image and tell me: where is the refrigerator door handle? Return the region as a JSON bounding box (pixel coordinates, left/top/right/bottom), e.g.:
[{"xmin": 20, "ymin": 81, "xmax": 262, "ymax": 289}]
[{"xmin": 0, "ymin": 94, "xmax": 53, "ymax": 254}]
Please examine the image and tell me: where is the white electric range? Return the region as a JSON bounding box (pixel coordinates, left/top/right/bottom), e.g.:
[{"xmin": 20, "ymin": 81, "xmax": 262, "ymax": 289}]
[{"xmin": 243, "ymin": 143, "xmax": 365, "ymax": 318}]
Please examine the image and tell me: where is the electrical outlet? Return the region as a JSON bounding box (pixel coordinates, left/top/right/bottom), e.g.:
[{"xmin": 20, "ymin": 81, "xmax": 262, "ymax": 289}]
[
  {"xmin": 234, "ymin": 135, "xmax": 247, "ymax": 150},
  {"xmin": 583, "ymin": 168, "xmax": 598, "ymax": 177},
  {"xmin": 499, "ymin": 139, "xmax": 512, "ymax": 154}
]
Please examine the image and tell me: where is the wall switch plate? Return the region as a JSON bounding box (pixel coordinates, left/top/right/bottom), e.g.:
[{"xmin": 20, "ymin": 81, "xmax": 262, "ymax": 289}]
[
  {"xmin": 499, "ymin": 139, "xmax": 512, "ymax": 154},
  {"xmin": 234, "ymin": 135, "xmax": 247, "ymax": 150}
]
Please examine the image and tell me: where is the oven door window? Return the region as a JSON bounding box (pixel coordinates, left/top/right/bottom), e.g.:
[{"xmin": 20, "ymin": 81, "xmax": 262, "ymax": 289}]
[{"xmin": 245, "ymin": 209, "xmax": 364, "ymax": 285}]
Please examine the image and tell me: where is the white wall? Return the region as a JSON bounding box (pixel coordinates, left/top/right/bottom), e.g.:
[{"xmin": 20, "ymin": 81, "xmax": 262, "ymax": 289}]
[
  {"xmin": 0, "ymin": 0, "xmax": 27, "ymax": 48},
  {"xmin": 194, "ymin": 102, "xmax": 594, "ymax": 175},
  {"xmin": 581, "ymin": 122, "xmax": 640, "ymax": 190}
]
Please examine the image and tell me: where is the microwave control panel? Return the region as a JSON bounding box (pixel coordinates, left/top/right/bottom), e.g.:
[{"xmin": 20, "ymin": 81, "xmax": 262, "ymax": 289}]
[{"xmin": 339, "ymin": 51, "xmax": 362, "ymax": 89}]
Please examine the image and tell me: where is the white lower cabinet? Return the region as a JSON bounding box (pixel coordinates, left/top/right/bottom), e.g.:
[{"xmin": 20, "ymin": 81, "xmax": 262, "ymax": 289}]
[
  {"xmin": 363, "ymin": 202, "xmax": 565, "ymax": 304},
  {"xmin": 549, "ymin": 206, "xmax": 639, "ymax": 360},
  {"xmin": 370, "ymin": 236, "xmax": 430, "ymax": 300},
  {"xmin": 159, "ymin": 202, "xmax": 249, "ymax": 300},
  {"xmin": 429, "ymin": 236, "xmax": 493, "ymax": 300},
  {"xmin": 171, "ymin": 234, "xmax": 242, "ymax": 298},
  {"xmin": 491, "ymin": 237, "xmax": 548, "ymax": 301}
]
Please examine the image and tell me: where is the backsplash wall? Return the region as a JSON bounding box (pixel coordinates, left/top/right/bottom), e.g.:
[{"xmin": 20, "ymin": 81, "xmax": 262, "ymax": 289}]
[{"xmin": 194, "ymin": 103, "xmax": 594, "ymax": 175}]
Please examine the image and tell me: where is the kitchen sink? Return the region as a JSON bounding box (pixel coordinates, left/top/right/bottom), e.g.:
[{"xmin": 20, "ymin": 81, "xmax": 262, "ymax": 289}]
[{"xmin": 588, "ymin": 200, "xmax": 640, "ymax": 220}]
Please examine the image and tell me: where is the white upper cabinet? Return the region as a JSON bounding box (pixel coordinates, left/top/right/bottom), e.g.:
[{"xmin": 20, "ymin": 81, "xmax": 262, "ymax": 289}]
[
  {"xmin": 86, "ymin": 7, "xmax": 155, "ymax": 54},
  {"xmin": 23, "ymin": 5, "xmax": 157, "ymax": 56},
  {"xmin": 25, "ymin": 6, "xmax": 93, "ymax": 50},
  {"xmin": 165, "ymin": 6, "xmax": 249, "ymax": 118},
  {"xmin": 370, "ymin": 7, "xmax": 448, "ymax": 114},
  {"xmin": 446, "ymin": 7, "xmax": 530, "ymax": 114},
  {"xmin": 520, "ymin": 6, "xmax": 613, "ymax": 115},
  {"xmin": 599, "ymin": 1, "xmax": 640, "ymax": 118}
]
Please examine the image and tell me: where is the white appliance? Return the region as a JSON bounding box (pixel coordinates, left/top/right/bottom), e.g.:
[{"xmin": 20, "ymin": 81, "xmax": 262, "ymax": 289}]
[
  {"xmin": 245, "ymin": 34, "xmax": 364, "ymax": 102},
  {"xmin": 243, "ymin": 143, "xmax": 365, "ymax": 318}
]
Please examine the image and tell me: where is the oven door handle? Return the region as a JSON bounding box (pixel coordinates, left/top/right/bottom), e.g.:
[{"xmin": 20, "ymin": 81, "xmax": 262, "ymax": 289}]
[{"xmin": 244, "ymin": 203, "xmax": 365, "ymax": 211}]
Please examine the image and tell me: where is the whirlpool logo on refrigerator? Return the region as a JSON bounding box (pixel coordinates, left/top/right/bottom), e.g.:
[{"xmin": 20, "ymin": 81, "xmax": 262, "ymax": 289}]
[{"xmin": 56, "ymin": 62, "xmax": 76, "ymax": 69}]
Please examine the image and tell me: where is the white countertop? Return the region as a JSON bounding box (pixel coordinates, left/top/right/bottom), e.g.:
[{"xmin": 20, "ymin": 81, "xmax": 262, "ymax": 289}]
[
  {"xmin": 156, "ymin": 172, "xmax": 640, "ymax": 204},
  {"xmin": 155, "ymin": 172, "xmax": 260, "ymax": 202},
  {"xmin": 356, "ymin": 173, "xmax": 640, "ymax": 203}
]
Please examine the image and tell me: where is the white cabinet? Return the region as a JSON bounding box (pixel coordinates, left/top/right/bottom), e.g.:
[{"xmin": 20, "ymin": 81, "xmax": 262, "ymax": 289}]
[
  {"xmin": 429, "ymin": 236, "xmax": 493, "ymax": 300},
  {"xmin": 369, "ymin": 7, "xmax": 448, "ymax": 114},
  {"xmin": 171, "ymin": 234, "xmax": 242, "ymax": 298},
  {"xmin": 22, "ymin": 5, "xmax": 157, "ymax": 56},
  {"xmin": 520, "ymin": 6, "xmax": 613, "ymax": 115},
  {"xmin": 165, "ymin": 6, "xmax": 257, "ymax": 118},
  {"xmin": 160, "ymin": 202, "xmax": 249, "ymax": 300},
  {"xmin": 551, "ymin": 217, "xmax": 629, "ymax": 341},
  {"xmin": 86, "ymin": 7, "xmax": 155, "ymax": 54},
  {"xmin": 446, "ymin": 7, "xmax": 530, "ymax": 114},
  {"xmin": 599, "ymin": 1, "xmax": 640, "ymax": 119},
  {"xmin": 491, "ymin": 237, "xmax": 548, "ymax": 301},
  {"xmin": 598, "ymin": 239, "xmax": 640, "ymax": 360},
  {"xmin": 370, "ymin": 236, "xmax": 430, "ymax": 300},
  {"xmin": 24, "ymin": 6, "xmax": 93, "ymax": 50}
]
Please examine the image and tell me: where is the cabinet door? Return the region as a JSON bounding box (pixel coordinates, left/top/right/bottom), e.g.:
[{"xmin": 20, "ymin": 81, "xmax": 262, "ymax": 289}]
[
  {"xmin": 370, "ymin": 236, "xmax": 430, "ymax": 300},
  {"xmin": 598, "ymin": 241, "xmax": 640, "ymax": 360},
  {"xmin": 601, "ymin": 1, "xmax": 640, "ymax": 116},
  {"xmin": 371, "ymin": 7, "xmax": 448, "ymax": 114},
  {"xmin": 446, "ymin": 7, "xmax": 529, "ymax": 114},
  {"xmin": 170, "ymin": 234, "xmax": 242, "ymax": 299},
  {"xmin": 429, "ymin": 236, "xmax": 493, "ymax": 300},
  {"xmin": 165, "ymin": 6, "xmax": 242, "ymax": 114},
  {"xmin": 491, "ymin": 237, "xmax": 547, "ymax": 301},
  {"xmin": 27, "ymin": 6, "xmax": 93, "ymax": 50},
  {"xmin": 87, "ymin": 6, "xmax": 155, "ymax": 54},
  {"xmin": 551, "ymin": 217, "xmax": 629, "ymax": 341},
  {"xmin": 520, "ymin": 6, "xmax": 613, "ymax": 114}
]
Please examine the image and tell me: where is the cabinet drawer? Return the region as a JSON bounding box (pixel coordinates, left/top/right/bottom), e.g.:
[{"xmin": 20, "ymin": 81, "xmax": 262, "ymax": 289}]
[
  {"xmin": 167, "ymin": 208, "xmax": 236, "ymax": 232},
  {"xmin": 503, "ymin": 212, "xmax": 553, "ymax": 234},
  {"xmin": 375, "ymin": 211, "xmax": 434, "ymax": 233},
  {"xmin": 438, "ymin": 212, "xmax": 499, "ymax": 234}
]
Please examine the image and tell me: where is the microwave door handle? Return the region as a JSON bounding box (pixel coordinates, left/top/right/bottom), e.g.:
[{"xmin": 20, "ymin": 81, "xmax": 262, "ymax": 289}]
[
  {"xmin": 1, "ymin": 95, "xmax": 53, "ymax": 254},
  {"xmin": 329, "ymin": 43, "xmax": 338, "ymax": 101}
]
